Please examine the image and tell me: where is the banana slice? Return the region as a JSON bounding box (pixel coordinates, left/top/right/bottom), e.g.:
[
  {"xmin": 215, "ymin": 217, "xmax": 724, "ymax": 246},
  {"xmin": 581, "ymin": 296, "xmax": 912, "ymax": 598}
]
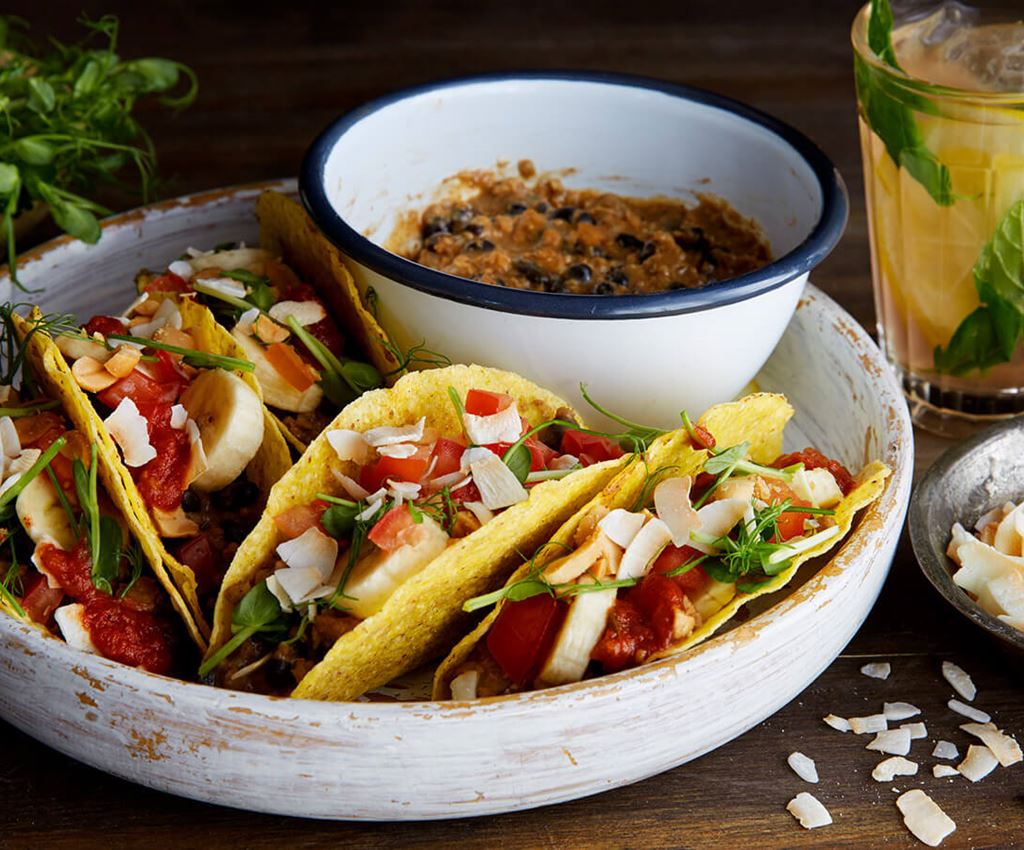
[
  {"xmin": 231, "ymin": 328, "xmax": 323, "ymax": 414},
  {"xmin": 17, "ymin": 473, "xmax": 77, "ymax": 550},
  {"xmin": 180, "ymin": 368, "xmax": 265, "ymax": 492}
]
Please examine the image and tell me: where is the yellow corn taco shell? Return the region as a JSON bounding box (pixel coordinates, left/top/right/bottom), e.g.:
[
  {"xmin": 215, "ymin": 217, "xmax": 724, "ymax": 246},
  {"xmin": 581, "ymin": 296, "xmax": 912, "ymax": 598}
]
[
  {"xmin": 18, "ymin": 302, "xmax": 294, "ymax": 644},
  {"xmin": 11, "ymin": 311, "xmax": 206, "ymax": 652},
  {"xmin": 206, "ymin": 364, "xmax": 628, "ymax": 701},
  {"xmin": 433, "ymin": 393, "xmax": 889, "ymax": 698}
]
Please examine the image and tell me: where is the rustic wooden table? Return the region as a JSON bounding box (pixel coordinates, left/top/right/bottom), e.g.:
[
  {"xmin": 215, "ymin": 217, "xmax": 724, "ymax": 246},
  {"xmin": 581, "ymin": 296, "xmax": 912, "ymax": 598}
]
[{"xmin": 5, "ymin": 2, "xmax": 1022, "ymax": 847}]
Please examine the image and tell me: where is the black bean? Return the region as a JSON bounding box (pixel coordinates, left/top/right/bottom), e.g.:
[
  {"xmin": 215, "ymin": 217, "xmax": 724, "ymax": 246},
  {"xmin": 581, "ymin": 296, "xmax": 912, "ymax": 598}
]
[
  {"xmin": 181, "ymin": 489, "xmax": 202, "ymax": 513},
  {"xmin": 544, "ymin": 278, "xmax": 565, "ymax": 293},
  {"xmin": 463, "ymin": 222, "xmax": 485, "ymax": 236},
  {"xmin": 615, "ymin": 233, "xmax": 644, "ymax": 251},
  {"xmin": 422, "ymin": 217, "xmax": 450, "ymax": 238},
  {"xmin": 674, "ymin": 226, "xmax": 709, "ymax": 252},
  {"xmin": 565, "ymin": 263, "xmax": 592, "ymax": 283},
  {"xmin": 222, "ymin": 520, "xmax": 248, "ymax": 544},
  {"xmin": 535, "ymin": 202, "xmax": 549, "ymax": 213},
  {"xmin": 588, "ymin": 245, "xmax": 607, "ymax": 258},
  {"xmin": 551, "ymin": 206, "xmax": 575, "ymax": 221},
  {"xmin": 263, "ymin": 658, "xmax": 297, "ymax": 692},
  {"xmin": 514, "ymin": 259, "xmax": 547, "ymax": 285},
  {"xmin": 450, "ymin": 206, "xmax": 474, "ymax": 224},
  {"xmin": 506, "ymin": 202, "xmax": 527, "ymax": 215},
  {"xmin": 639, "ymin": 241, "xmax": 657, "ymax": 263},
  {"xmin": 593, "ymin": 282, "xmax": 614, "ymax": 295},
  {"xmin": 212, "ymin": 478, "xmax": 260, "ymax": 511},
  {"xmin": 466, "ymin": 239, "xmax": 495, "ymax": 252},
  {"xmin": 575, "ymin": 211, "xmax": 596, "ymax": 225},
  {"xmin": 606, "ymin": 268, "xmax": 630, "ymax": 287}
]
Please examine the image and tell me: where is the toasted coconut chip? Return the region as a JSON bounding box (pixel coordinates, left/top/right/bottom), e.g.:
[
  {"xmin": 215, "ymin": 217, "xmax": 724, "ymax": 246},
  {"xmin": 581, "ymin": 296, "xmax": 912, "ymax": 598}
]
[
  {"xmin": 959, "ymin": 722, "xmax": 1023, "ymax": 767},
  {"xmin": 948, "ymin": 699, "xmax": 990, "ymax": 724},
  {"xmin": 332, "ymin": 469, "xmax": 370, "ymax": 501},
  {"xmin": 932, "ymin": 764, "xmax": 959, "ymax": 779},
  {"xmin": 884, "ymin": 701, "xmax": 920, "ymax": 721},
  {"xmin": 901, "ymin": 722, "xmax": 927, "ymax": 740},
  {"xmin": 932, "ymin": 740, "xmax": 959, "ymax": 760},
  {"xmin": 871, "ymin": 756, "xmax": 918, "ymax": 782},
  {"xmin": 941, "ymin": 661, "xmax": 976, "ymax": 701},
  {"xmin": 866, "ymin": 728, "xmax": 912, "ymax": 756},
  {"xmin": 957, "ymin": 744, "xmax": 999, "ymax": 782},
  {"xmin": 787, "ymin": 752, "xmax": 819, "ymax": 783},
  {"xmin": 897, "ymin": 789, "xmax": 956, "ymax": 847},
  {"xmin": 860, "ymin": 661, "xmax": 891, "ymax": 680},
  {"xmin": 849, "ymin": 714, "xmax": 888, "ymax": 735},
  {"xmin": 823, "ymin": 714, "xmax": 851, "ymax": 733},
  {"xmin": 786, "ymin": 792, "xmax": 832, "ymax": 830}
]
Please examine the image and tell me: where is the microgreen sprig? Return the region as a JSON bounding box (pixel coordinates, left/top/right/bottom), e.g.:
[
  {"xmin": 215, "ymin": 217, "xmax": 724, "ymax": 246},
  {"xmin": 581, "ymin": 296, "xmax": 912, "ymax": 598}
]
[
  {"xmin": 105, "ymin": 333, "xmax": 254, "ymax": 373},
  {"xmin": 197, "ymin": 580, "xmax": 288, "ymax": 678}
]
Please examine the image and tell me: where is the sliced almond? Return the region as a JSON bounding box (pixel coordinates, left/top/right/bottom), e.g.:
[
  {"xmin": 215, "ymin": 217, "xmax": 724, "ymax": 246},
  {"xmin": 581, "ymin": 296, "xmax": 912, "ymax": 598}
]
[
  {"xmin": 103, "ymin": 345, "xmax": 142, "ymax": 378},
  {"xmin": 153, "ymin": 326, "xmax": 196, "ymax": 350},
  {"xmin": 254, "ymin": 313, "xmax": 290, "ymax": 344},
  {"xmin": 152, "ymin": 505, "xmax": 200, "ymax": 538},
  {"xmin": 72, "ymin": 356, "xmax": 118, "ymax": 392}
]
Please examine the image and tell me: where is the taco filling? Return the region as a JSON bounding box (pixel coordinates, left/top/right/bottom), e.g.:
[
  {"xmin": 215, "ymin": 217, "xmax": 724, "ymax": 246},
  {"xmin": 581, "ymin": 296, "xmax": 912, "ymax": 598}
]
[{"xmin": 204, "ymin": 386, "xmax": 626, "ymax": 694}]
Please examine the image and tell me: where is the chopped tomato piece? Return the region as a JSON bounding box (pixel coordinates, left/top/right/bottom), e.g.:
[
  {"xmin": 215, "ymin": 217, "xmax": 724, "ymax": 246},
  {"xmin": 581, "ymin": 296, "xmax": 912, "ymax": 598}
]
[
  {"xmin": 266, "ymin": 342, "xmax": 318, "ymax": 391},
  {"xmin": 132, "ymin": 405, "xmax": 191, "ymax": 511},
  {"xmin": 560, "ymin": 430, "xmax": 624, "ymax": 465},
  {"xmin": 37, "ymin": 541, "xmax": 96, "ymax": 600},
  {"xmin": 144, "ymin": 272, "xmax": 191, "ymax": 294},
  {"xmin": 367, "ymin": 504, "xmax": 418, "ymax": 552},
  {"xmin": 20, "ymin": 574, "xmax": 65, "ymax": 625},
  {"xmin": 760, "ymin": 478, "xmax": 811, "ymax": 541},
  {"xmin": 449, "ymin": 480, "xmax": 482, "ymax": 504},
  {"xmin": 591, "ymin": 598, "xmax": 652, "ymax": 674},
  {"xmin": 626, "ymin": 573, "xmax": 687, "ymax": 650},
  {"xmin": 150, "ymin": 349, "xmax": 186, "ymax": 384},
  {"xmin": 652, "ymin": 545, "xmax": 708, "ymax": 595},
  {"xmin": 429, "ymin": 437, "xmax": 466, "ymax": 478},
  {"xmin": 524, "ymin": 437, "xmax": 558, "ymax": 471},
  {"xmin": 97, "ymin": 367, "xmax": 181, "ymax": 408},
  {"xmin": 689, "ymin": 422, "xmax": 717, "ymax": 451},
  {"xmin": 486, "ymin": 593, "xmax": 563, "ymax": 686},
  {"xmin": 273, "ymin": 503, "xmax": 327, "ymax": 539},
  {"xmin": 175, "ymin": 535, "xmax": 221, "ymax": 599},
  {"xmin": 773, "ymin": 448, "xmax": 856, "ymax": 496},
  {"xmin": 360, "ymin": 455, "xmax": 429, "ymax": 494},
  {"xmin": 464, "ymin": 389, "xmax": 513, "ymax": 416},
  {"xmin": 82, "ymin": 315, "xmax": 127, "ymax": 338}
]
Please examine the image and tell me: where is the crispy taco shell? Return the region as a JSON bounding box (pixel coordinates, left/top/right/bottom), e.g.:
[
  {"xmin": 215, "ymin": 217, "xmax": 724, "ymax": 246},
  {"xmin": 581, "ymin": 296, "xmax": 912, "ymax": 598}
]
[{"xmin": 206, "ymin": 364, "xmax": 628, "ymax": 701}]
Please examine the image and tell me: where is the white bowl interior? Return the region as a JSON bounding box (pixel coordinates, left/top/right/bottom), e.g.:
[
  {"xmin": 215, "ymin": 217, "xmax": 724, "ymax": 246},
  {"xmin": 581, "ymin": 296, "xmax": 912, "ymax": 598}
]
[{"xmin": 321, "ymin": 78, "xmax": 824, "ymax": 259}]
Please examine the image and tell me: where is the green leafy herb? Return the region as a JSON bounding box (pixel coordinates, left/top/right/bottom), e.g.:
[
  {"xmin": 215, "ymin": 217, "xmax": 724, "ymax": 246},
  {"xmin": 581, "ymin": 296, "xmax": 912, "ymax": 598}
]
[
  {"xmin": 381, "ymin": 339, "xmax": 453, "ymax": 378},
  {"xmin": 580, "ymin": 383, "xmax": 666, "ymax": 451},
  {"xmin": 119, "ymin": 543, "xmax": 145, "ymax": 599},
  {"xmin": 224, "ymin": 269, "xmax": 274, "ymax": 311},
  {"xmin": 0, "ymin": 537, "xmax": 26, "ymax": 618},
  {"xmin": 72, "ymin": 443, "xmax": 120, "ymax": 595},
  {"xmin": 106, "ymin": 333, "xmax": 254, "ymax": 373},
  {"xmin": 855, "ymin": 0, "xmax": 954, "ymax": 206},
  {"xmin": 935, "ymin": 200, "xmax": 1024, "ymax": 374},
  {"xmin": 321, "ymin": 503, "xmax": 360, "ymax": 538},
  {"xmin": 286, "ymin": 315, "xmax": 382, "ymax": 406},
  {"xmin": 0, "ymin": 304, "xmax": 78, "ymax": 389},
  {"xmin": 0, "ymin": 14, "xmax": 197, "ymax": 287},
  {"xmin": 447, "ymin": 386, "xmax": 471, "ymax": 442},
  {"xmin": 197, "ymin": 580, "xmax": 289, "ymax": 677}
]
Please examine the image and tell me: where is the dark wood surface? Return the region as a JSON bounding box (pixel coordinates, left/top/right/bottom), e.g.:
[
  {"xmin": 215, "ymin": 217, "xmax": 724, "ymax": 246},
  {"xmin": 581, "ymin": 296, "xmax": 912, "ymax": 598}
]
[{"xmin": 5, "ymin": 2, "xmax": 1023, "ymax": 848}]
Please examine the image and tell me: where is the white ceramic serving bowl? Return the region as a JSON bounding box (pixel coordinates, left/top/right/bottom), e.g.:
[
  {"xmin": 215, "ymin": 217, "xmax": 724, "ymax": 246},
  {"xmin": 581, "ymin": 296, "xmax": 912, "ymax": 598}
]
[
  {"xmin": 301, "ymin": 73, "xmax": 848, "ymax": 427},
  {"xmin": 0, "ymin": 182, "xmax": 910, "ymax": 821}
]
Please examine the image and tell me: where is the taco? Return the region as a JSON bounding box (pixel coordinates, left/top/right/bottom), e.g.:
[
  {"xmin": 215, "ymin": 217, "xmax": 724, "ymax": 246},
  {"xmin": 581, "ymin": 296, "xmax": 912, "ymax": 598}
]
[
  {"xmin": 20, "ymin": 297, "xmax": 294, "ymax": 639},
  {"xmin": 433, "ymin": 393, "xmax": 890, "ymax": 699},
  {"xmin": 137, "ymin": 191, "xmax": 401, "ymax": 450},
  {"xmin": 0, "ymin": 307, "xmax": 203, "ymax": 671},
  {"xmin": 200, "ymin": 364, "xmax": 636, "ymax": 701}
]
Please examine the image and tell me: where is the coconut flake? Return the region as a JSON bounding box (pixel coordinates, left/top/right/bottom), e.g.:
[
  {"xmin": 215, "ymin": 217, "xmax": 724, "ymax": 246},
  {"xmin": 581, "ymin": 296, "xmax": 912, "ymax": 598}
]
[
  {"xmin": 598, "ymin": 509, "xmax": 646, "ymax": 549},
  {"xmin": 273, "ymin": 566, "xmax": 324, "ymax": 606},
  {"xmin": 884, "ymin": 701, "xmax": 920, "ymax": 721},
  {"xmin": 268, "ymin": 299, "xmax": 326, "ymax": 327},
  {"xmin": 0, "ymin": 416, "xmax": 20, "ymax": 459},
  {"xmin": 276, "ymin": 526, "xmax": 338, "ymax": 581},
  {"xmin": 901, "ymin": 722, "xmax": 927, "ymax": 740},
  {"xmin": 199, "ymin": 276, "xmax": 248, "ymax": 299},
  {"xmin": 326, "ymin": 429, "xmax": 372, "ymax": 465},
  {"xmin": 957, "ymin": 744, "xmax": 999, "ymax": 782},
  {"xmin": 871, "ymin": 756, "xmax": 918, "ymax": 782},
  {"xmin": 932, "ymin": 764, "xmax": 959, "ymax": 779},
  {"xmin": 450, "ymin": 670, "xmax": 479, "ymax": 701},
  {"xmin": 363, "ymin": 417, "xmax": 426, "ymax": 448},
  {"xmin": 332, "ymin": 469, "xmax": 370, "ymax": 501},
  {"xmin": 265, "ymin": 574, "xmax": 293, "ymax": 613},
  {"xmin": 896, "ymin": 789, "xmax": 956, "ymax": 847},
  {"xmin": 54, "ymin": 604, "xmax": 99, "ymax": 653},
  {"xmin": 377, "ymin": 442, "xmax": 419, "ymax": 459},
  {"xmin": 235, "ymin": 307, "xmax": 261, "ymax": 336},
  {"xmin": 823, "ymin": 714, "xmax": 851, "ymax": 733},
  {"xmin": 463, "ymin": 501, "xmax": 495, "ymax": 526},
  {"xmin": 959, "ymin": 722, "xmax": 1023, "ymax": 767},
  {"xmin": 0, "ymin": 471, "xmax": 23, "ymax": 498},
  {"xmin": 104, "ymin": 398, "xmax": 157, "ymax": 467},
  {"xmin": 356, "ymin": 496, "xmax": 385, "ymax": 522},
  {"xmin": 386, "ymin": 479, "xmax": 421, "ymax": 502},
  {"xmin": 462, "ymin": 403, "xmax": 522, "ymax": 446},
  {"xmin": 617, "ymin": 517, "xmax": 673, "ymax": 580},
  {"xmin": 169, "ymin": 404, "xmax": 188, "ymax": 430},
  {"xmin": 786, "ymin": 752, "xmax": 819, "ymax": 783},
  {"xmin": 653, "ymin": 476, "xmax": 701, "ymax": 547},
  {"xmin": 167, "ymin": 259, "xmax": 193, "ymax": 279},
  {"xmin": 932, "ymin": 740, "xmax": 959, "ymax": 760},
  {"xmin": 185, "ymin": 419, "xmax": 208, "ymax": 486},
  {"xmin": 130, "ymin": 297, "xmax": 182, "ymax": 338},
  {"xmin": 463, "ymin": 447, "xmax": 527, "ymax": 510},
  {"xmin": 849, "ymin": 714, "xmax": 888, "ymax": 735},
  {"xmin": 861, "ymin": 661, "xmax": 891, "ymax": 680},
  {"xmin": 786, "ymin": 792, "xmax": 831, "ymax": 829},
  {"xmin": 948, "ymin": 699, "xmax": 990, "ymax": 723},
  {"xmin": 866, "ymin": 728, "xmax": 912, "ymax": 756},
  {"xmin": 941, "ymin": 661, "xmax": 976, "ymax": 701},
  {"xmin": 690, "ymin": 498, "xmax": 747, "ymax": 554}
]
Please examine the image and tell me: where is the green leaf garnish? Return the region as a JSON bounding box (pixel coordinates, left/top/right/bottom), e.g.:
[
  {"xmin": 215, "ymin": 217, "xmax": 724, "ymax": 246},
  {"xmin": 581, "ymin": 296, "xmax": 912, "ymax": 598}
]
[
  {"xmin": 106, "ymin": 333, "xmax": 254, "ymax": 373},
  {"xmin": 223, "ymin": 269, "xmax": 274, "ymax": 311},
  {"xmin": 286, "ymin": 315, "xmax": 381, "ymax": 405},
  {"xmin": 197, "ymin": 580, "xmax": 288, "ymax": 678}
]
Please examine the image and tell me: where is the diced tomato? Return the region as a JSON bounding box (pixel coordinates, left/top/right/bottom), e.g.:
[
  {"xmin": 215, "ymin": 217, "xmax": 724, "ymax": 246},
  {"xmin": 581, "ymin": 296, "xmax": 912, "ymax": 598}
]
[
  {"xmin": 20, "ymin": 574, "xmax": 66, "ymax": 625},
  {"xmin": 149, "ymin": 349, "xmax": 187, "ymax": 384},
  {"xmin": 591, "ymin": 598, "xmax": 652, "ymax": 674},
  {"xmin": 132, "ymin": 405, "xmax": 192, "ymax": 512},
  {"xmin": 652, "ymin": 545, "xmax": 708, "ymax": 595},
  {"xmin": 689, "ymin": 422, "xmax": 717, "ymax": 451},
  {"xmin": 774, "ymin": 448, "xmax": 856, "ymax": 496},
  {"xmin": 273, "ymin": 502, "xmax": 328, "ymax": 539},
  {"xmin": 83, "ymin": 315, "xmax": 127, "ymax": 338},
  {"xmin": 305, "ymin": 315, "xmax": 346, "ymax": 359},
  {"xmin": 626, "ymin": 574, "xmax": 687, "ymax": 650},
  {"xmin": 367, "ymin": 504, "xmax": 418, "ymax": 552},
  {"xmin": 144, "ymin": 272, "xmax": 191, "ymax": 294},
  {"xmin": 560, "ymin": 430, "xmax": 624, "ymax": 465},
  {"xmin": 464, "ymin": 389, "xmax": 513, "ymax": 416},
  {"xmin": 360, "ymin": 455, "xmax": 429, "ymax": 494},
  {"xmin": 449, "ymin": 480, "xmax": 482, "ymax": 505},
  {"xmin": 486, "ymin": 593, "xmax": 563, "ymax": 686},
  {"xmin": 524, "ymin": 437, "xmax": 558, "ymax": 471},
  {"xmin": 690, "ymin": 471, "xmax": 717, "ymax": 504},
  {"xmin": 266, "ymin": 342, "xmax": 318, "ymax": 391},
  {"xmin": 84, "ymin": 597, "xmax": 175, "ymax": 675},
  {"xmin": 175, "ymin": 535, "xmax": 221, "ymax": 599},
  {"xmin": 429, "ymin": 437, "xmax": 466, "ymax": 477},
  {"xmin": 759, "ymin": 478, "xmax": 811, "ymax": 541},
  {"xmin": 97, "ymin": 367, "xmax": 181, "ymax": 408}
]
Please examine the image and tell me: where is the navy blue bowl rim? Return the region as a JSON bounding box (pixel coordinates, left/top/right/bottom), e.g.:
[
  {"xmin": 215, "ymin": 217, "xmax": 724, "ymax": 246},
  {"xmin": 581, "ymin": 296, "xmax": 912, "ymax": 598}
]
[{"xmin": 300, "ymin": 70, "xmax": 849, "ymax": 320}]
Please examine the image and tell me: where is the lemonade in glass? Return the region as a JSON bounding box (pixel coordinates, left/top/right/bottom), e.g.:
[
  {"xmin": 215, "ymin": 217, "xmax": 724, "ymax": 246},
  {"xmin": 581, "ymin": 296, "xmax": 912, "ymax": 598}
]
[{"xmin": 853, "ymin": 1, "xmax": 1024, "ymax": 436}]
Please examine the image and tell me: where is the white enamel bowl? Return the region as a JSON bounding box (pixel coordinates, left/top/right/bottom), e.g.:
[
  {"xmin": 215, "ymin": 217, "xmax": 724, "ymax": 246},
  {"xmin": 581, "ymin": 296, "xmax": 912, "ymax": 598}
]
[
  {"xmin": 300, "ymin": 73, "xmax": 848, "ymax": 428},
  {"xmin": 0, "ymin": 182, "xmax": 910, "ymax": 821}
]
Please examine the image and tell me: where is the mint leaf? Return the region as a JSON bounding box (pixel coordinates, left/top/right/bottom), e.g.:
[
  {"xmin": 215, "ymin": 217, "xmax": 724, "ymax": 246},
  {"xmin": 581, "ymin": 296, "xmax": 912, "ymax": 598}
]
[{"xmin": 867, "ymin": 0, "xmax": 899, "ymax": 68}]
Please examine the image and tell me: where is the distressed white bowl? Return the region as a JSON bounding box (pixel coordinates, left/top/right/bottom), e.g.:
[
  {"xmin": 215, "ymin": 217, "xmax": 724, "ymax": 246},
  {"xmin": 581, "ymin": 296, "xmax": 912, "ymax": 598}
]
[
  {"xmin": 300, "ymin": 73, "xmax": 848, "ymax": 428},
  {"xmin": 0, "ymin": 182, "xmax": 911, "ymax": 821}
]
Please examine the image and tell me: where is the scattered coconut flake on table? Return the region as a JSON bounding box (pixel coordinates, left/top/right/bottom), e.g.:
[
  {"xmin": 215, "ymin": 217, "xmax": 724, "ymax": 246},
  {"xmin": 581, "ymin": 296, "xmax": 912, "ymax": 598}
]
[
  {"xmin": 871, "ymin": 756, "xmax": 918, "ymax": 782},
  {"xmin": 823, "ymin": 714, "xmax": 851, "ymax": 733},
  {"xmin": 883, "ymin": 701, "xmax": 920, "ymax": 721},
  {"xmin": 948, "ymin": 699, "xmax": 990, "ymax": 724},
  {"xmin": 901, "ymin": 722, "xmax": 927, "ymax": 740},
  {"xmin": 861, "ymin": 661, "xmax": 891, "ymax": 680},
  {"xmin": 786, "ymin": 792, "xmax": 832, "ymax": 829},
  {"xmin": 932, "ymin": 740, "xmax": 959, "ymax": 760},
  {"xmin": 896, "ymin": 789, "xmax": 956, "ymax": 847},
  {"xmin": 933, "ymin": 764, "xmax": 959, "ymax": 779},
  {"xmin": 957, "ymin": 744, "xmax": 999, "ymax": 782},
  {"xmin": 849, "ymin": 714, "xmax": 888, "ymax": 735},
  {"xmin": 787, "ymin": 752, "xmax": 819, "ymax": 783},
  {"xmin": 959, "ymin": 723, "xmax": 1023, "ymax": 767},
  {"xmin": 866, "ymin": 728, "xmax": 912, "ymax": 756},
  {"xmin": 941, "ymin": 661, "xmax": 976, "ymax": 701}
]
